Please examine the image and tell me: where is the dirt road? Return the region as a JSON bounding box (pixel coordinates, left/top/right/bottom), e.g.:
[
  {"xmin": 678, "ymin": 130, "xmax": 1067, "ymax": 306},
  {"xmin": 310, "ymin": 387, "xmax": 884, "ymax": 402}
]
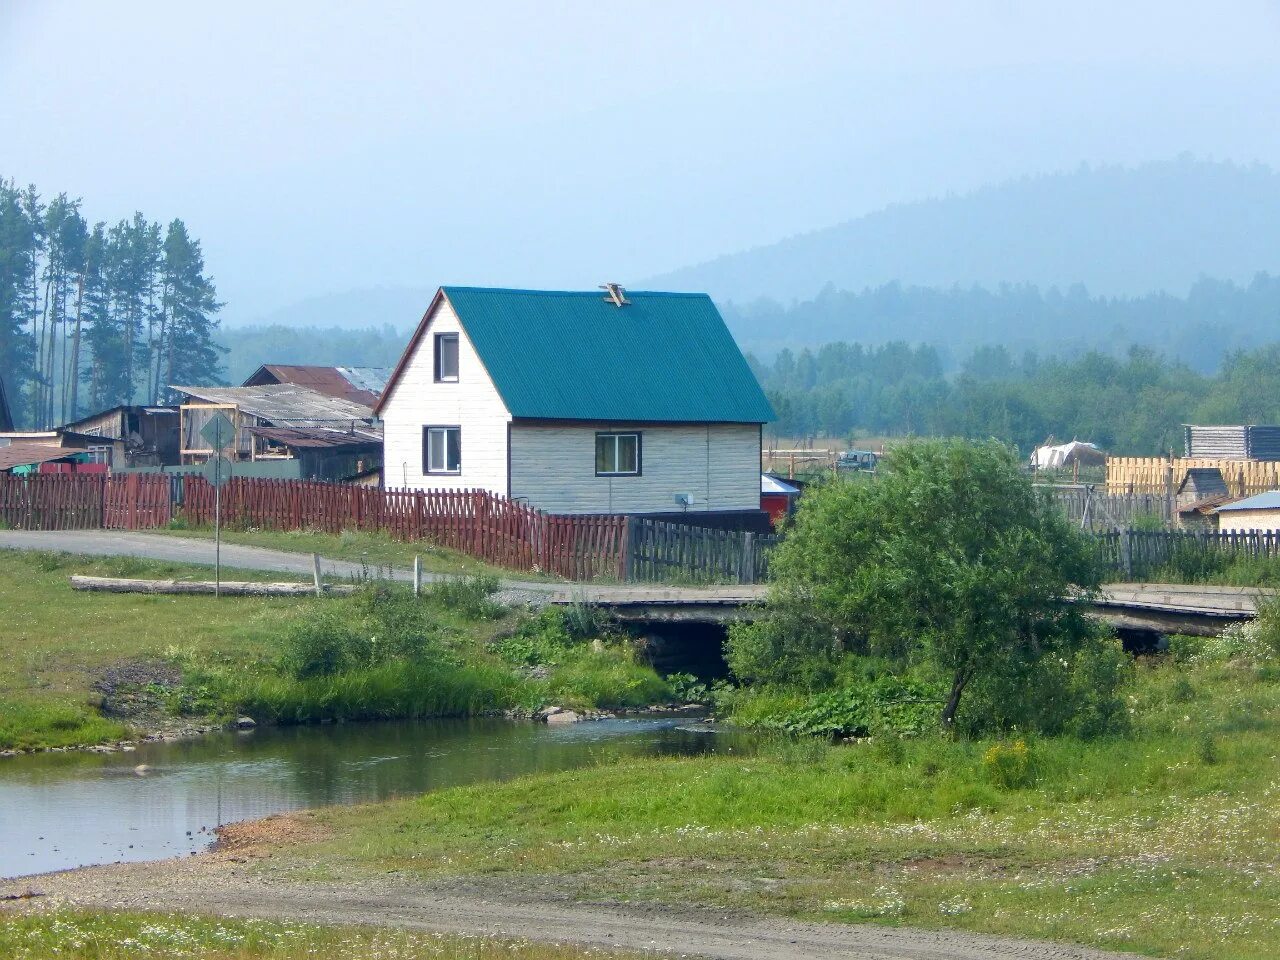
[{"xmin": 2, "ymin": 855, "xmax": 1142, "ymax": 960}]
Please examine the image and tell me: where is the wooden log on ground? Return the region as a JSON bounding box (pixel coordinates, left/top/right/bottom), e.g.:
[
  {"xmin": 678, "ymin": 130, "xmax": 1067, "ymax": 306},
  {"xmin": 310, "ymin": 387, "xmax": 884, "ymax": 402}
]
[{"xmin": 69, "ymin": 575, "xmax": 355, "ymax": 596}]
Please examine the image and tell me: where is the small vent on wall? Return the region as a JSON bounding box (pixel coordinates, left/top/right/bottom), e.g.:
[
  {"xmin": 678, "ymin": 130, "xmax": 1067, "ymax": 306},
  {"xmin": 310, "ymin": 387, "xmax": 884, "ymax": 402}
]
[{"xmin": 600, "ymin": 283, "xmax": 630, "ymax": 307}]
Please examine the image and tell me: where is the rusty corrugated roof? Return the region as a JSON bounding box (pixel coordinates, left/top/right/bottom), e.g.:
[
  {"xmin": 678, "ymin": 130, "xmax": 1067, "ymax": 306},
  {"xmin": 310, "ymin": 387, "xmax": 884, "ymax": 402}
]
[
  {"xmin": 0, "ymin": 443, "xmax": 83, "ymax": 472},
  {"xmin": 242, "ymin": 365, "xmax": 388, "ymax": 406}
]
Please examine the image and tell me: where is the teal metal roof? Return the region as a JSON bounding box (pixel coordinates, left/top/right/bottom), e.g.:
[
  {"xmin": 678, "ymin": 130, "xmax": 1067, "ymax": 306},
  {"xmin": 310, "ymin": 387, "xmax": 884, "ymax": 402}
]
[{"xmin": 441, "ymin": 287, "xmax": 774, "ymax": 423}]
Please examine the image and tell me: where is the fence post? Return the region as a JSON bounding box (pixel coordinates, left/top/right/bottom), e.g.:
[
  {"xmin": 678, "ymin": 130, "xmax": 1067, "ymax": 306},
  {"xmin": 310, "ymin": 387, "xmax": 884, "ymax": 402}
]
[
  {"xmin": 1119, "ymin": 528, "xmax": 1133, "ymax": 580},
  {"xmin": 739, "ymin": 531, "xmax": 756, "ymax": 585},
  {"xmin": 312, "ymin": 553, "xmax": 323, "ymax": 597},
  {"xmin": 413, "ymin": 555, "xmax": 422, "ymax": 596}
]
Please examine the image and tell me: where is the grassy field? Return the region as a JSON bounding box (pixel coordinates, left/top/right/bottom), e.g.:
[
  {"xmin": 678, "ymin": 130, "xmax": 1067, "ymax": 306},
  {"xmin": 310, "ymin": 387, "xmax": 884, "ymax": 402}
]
[
  {"xmin": 152, "ymin": 525, "xmax": 552, "ymax": 581},
  {"xmin": 0, "ymin": 911, "xmax": 653, "ymax": 960},
  {"xmin": 246, "ymin": 652, "xmax": 1280, "ymax": 960},
  {"xmin": 0, "ymin": 550, "xmax": 315, "ymax": 749},
  {"xmin": 0, "ymin": 549, "xmax": 666, "ymax": 750}
]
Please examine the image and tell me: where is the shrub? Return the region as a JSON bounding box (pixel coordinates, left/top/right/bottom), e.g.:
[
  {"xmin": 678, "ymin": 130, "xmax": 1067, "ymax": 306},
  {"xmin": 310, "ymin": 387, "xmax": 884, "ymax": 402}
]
[
  {"xmin": 733, "ymin": 675, "xmax": 942, "ymax": 739},
  {"xmin": 283, "ymin": 585, "xmax": 447, "ymax": 679},
  {"xmin": 982, "ymin": 739, "xmax": 1035, "ymax": 789},
  {"xmin": 494, "ymin": 608, "xmax": 585, "ymax": 667},
  {"xmin": 546, "ymin": 645, "xmax": 670, "ymax": 708},
  {"xmin": 424, "ymin": 575, "xmax": 504, "ymax": 620}
]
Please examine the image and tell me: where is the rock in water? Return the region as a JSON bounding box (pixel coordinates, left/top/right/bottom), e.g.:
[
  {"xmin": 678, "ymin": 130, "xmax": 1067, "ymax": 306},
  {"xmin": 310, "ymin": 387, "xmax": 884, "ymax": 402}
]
[
  {"xmin": 545, "ymin": 709, "xmax": 581, "ymax": 724},
  {"xmin": 235, "ymin": 716, "xmax": 257, "ymax": 730}
]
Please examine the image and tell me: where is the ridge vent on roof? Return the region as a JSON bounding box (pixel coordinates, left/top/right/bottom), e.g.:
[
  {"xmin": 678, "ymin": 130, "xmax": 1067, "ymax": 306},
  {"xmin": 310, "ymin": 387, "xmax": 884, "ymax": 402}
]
[{"xmin": 600, "ymin": 282, "xmax": 630, "ymax": 307}]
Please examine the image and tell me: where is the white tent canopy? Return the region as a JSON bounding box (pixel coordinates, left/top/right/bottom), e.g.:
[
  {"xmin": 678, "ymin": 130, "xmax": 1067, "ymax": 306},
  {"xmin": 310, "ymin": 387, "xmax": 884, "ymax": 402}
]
[{"xmin": 1030, "ymin": 440, "xmax": 1105, "ymax": 470}]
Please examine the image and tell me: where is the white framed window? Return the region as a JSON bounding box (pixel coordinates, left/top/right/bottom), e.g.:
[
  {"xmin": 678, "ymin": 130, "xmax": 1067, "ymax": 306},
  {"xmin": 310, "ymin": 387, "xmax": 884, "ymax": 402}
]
[
  {"xmin": 434, "ymin": 333, "xmax": 459, "ymax": 382},
  {"xmin": 423, "ymin": 425, "xmax": 461, "ymax": 474},
  {"xmin": 595, "ymin": 432, "xmax": 641, "ymax": 476}
]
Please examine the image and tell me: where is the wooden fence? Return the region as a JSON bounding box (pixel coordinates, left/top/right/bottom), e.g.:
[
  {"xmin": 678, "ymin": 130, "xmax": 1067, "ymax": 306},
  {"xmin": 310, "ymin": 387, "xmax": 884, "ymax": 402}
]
[
  {"xmin": 0, "ymin": 474, "xmax": 106, "ymax": 530},
  {"xmin": 623, "ymin": 517, "xmax": 777, "ymax": 585},
  {"xmin": 1042, "ymin": 486, "xmax": 1172, "ymax": 530},
  {"xmin": 1106, "ymin": 456, "xmax": 1280, "ymax": 497},
  {"xmin": 1096, "ymin": 528, "xmax": 1280, "ymax": 579},
  {"xmin": 0, "ymin": 474, "xmax": 634, "ymax": 581}
]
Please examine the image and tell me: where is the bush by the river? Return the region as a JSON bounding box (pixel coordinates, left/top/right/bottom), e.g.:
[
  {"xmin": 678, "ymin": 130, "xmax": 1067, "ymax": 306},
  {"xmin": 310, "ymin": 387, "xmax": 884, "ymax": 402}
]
[{"xmin": 184, "ymin": 584, "xmax": 671, "ymax": 724}]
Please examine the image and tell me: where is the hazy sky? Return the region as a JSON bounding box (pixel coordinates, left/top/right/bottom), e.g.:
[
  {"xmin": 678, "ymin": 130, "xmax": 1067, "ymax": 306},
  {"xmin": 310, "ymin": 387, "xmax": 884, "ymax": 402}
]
[{"xmin": 4, "ymin": 2, "xmax": 1280, "ymax": 323}]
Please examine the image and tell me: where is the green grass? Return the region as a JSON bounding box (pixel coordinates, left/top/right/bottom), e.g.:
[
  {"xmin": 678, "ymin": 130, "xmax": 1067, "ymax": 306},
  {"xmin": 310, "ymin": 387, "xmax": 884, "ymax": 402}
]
[
  {"xmin": 151, "ymin": 525, "xmax": 555, "ymax": 581},
  {"xmin": 0, "ymin": 550, "xmax": 668, "ymax": 748},
  {"xmin": 248, "ymin": 657, "xmax": 1280, "ymax": 960},
  {"xmin": 0, "ymin": 549, "xmax": 312, "ymax": 748},
  {"xmin": 0, "ymin": 911, "xmax": 654, "ymax": 960}
]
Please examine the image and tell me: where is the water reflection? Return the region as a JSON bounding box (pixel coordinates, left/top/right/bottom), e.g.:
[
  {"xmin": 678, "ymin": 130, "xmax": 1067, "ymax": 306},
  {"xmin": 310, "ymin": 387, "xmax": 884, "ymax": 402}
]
[{"xmin": 0, "ymin": 716, "xmax": 745, "ymax": 879}]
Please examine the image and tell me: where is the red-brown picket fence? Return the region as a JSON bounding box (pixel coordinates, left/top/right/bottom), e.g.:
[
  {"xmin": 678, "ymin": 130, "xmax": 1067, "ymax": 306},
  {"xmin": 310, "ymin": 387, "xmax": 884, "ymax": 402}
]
[{"xmin": 0, "ymin": 473, "xmax": 628, "ymax": 580}]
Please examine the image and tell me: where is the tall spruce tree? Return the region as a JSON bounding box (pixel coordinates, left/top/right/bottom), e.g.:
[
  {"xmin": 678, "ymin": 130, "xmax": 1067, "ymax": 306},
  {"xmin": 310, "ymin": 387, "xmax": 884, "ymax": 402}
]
[
  {"xmin": 0, "ymin": 180, "xmax": 37, "ymax": 425},
  {"xmin": 155, "ymin": 219, "xmax": 223, "ymax": 400}
]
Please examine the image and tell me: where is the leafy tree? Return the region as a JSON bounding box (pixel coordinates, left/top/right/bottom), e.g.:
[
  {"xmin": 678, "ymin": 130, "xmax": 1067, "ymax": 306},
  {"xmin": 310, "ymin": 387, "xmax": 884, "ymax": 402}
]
[{"xmin": 729, "ymin": 439, "xmax": 1104, "ymax": 730}]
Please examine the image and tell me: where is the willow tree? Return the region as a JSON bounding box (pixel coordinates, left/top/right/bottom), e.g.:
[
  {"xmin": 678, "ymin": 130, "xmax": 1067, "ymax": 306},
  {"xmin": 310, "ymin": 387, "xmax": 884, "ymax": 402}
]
[{"xmin": 727, "ymin": 439, "xmax": 1107, "ymax": 731}]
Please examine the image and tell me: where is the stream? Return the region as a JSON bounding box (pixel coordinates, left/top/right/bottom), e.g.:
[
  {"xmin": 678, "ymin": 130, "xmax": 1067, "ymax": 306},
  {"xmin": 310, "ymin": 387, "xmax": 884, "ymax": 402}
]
[{"xmin": 0, "ymin": 715, "xmax": 746, "ymax": 880}]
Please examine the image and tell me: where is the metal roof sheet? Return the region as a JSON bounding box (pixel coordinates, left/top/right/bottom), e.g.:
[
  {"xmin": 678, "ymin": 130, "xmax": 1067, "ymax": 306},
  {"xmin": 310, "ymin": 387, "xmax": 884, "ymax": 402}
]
[
  {"xmin": 761, "ymin": 474, "xmax": 800, "ymax": 495},
  {"xmin": 1217, "ymin": 491, "xmax": 1280, "ymax": 511},
  {"xmin": 384, "ymin": 287, "xmax": 773, "ymax": 423},
  {"xmin": 171, "ymin": 384, "xmax": 376, "ymax": 427},
  {"xmin": 242, "ymin": 365, "xmax": 390, "ymax": 405},
  {"xmin": 247, "ymin": 425, "xmax": 382, "ymax": 449},
  {"xmin": 0, "ymin": 443, "xmax": 83, "ymax": 471}
]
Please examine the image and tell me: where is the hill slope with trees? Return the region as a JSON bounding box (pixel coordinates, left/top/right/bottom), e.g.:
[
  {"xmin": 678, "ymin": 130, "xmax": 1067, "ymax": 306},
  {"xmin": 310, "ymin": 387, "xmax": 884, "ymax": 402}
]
[{"xmin": 647, "ymin": 157, "xmax": 1280, "ymax": 304}]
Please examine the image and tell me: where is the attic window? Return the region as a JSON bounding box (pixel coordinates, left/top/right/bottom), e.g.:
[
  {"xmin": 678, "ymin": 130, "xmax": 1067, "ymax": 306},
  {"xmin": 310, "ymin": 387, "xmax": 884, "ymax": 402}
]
[{"xmin": 434, "ymin": 333, "xmax": 459, "ymax": 382}]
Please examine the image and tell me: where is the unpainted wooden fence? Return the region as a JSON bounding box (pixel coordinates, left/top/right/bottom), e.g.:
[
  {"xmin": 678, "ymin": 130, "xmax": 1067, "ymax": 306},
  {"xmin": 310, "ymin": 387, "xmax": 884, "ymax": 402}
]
[
  {"xmin": 623, "ymin": 517, "xmax": 777, "ymax": 585},
  {"xmin": 1096, "ymin": 528, "xmax": 1280, "ymax": 579},
  {"xmin": 1042, "ymin": 486, "xmax": 1172, "ymax": 531}
]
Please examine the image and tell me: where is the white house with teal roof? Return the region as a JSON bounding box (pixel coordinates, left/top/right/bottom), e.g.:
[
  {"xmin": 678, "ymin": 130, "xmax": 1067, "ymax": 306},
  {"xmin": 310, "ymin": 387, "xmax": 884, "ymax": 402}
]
[{"xmin": 375, "ymin": 285, "xmax": 774, "ymax": 525}]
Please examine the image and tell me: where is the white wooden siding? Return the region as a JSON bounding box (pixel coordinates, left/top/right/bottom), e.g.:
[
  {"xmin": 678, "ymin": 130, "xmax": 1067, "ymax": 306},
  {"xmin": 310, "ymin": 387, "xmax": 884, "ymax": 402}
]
[
  {"xmin": 380, "ymin": 299, "xmax": 512, "ymax": 493},
  {"xmin": 509, "ymin": 423, "xmax": 760, "ymax": 514}
]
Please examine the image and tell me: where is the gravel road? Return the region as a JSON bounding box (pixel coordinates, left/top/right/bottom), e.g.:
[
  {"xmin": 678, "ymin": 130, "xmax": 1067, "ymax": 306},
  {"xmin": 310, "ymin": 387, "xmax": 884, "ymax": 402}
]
[{"xmin": 1, "ymin": 856, "xmax": 1144, "ymax": 960}]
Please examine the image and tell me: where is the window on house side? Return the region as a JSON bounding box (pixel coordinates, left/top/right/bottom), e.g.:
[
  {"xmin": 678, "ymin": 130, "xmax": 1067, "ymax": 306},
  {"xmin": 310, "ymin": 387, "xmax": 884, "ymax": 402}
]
[
  {"xmin": 434, "ymin": 333, "xmax": 459, "ymax": 382},
  {"xmin": 424, "ymin": 426, "xmax": 461, "ymax": 473},
  {"xmin": 595, "ymin": 432, "xmax": 640, "ymax": 476}
]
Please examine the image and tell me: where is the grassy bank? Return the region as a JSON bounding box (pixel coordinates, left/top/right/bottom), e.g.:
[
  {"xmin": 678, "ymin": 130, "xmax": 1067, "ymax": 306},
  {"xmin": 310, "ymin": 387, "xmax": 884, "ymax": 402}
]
[
  {"xmin": 0, "ymin": 550, "xmax": 669, "ymax": 750},
  {"xmin": 152, "ymin": 525, "xmax": 549, "ymax": 581},
  {"xmin": 0, "ymin": 911, "xmax": 652, "ymax": 960},
  {"xmin": 250, "ymin": 650, "xmax": 1280, "ymax": 960}
]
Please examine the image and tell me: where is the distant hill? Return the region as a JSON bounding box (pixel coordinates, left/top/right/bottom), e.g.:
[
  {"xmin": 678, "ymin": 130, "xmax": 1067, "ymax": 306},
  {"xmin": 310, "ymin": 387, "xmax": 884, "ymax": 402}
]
[
  {"xmin": 721, "ymin": 275, "xmax": 1280, "ymax": 373},
  {"xmin": 643, "ymin": 158, "xmax": 1280, "ymax": 303},
  {"xmin": 223, "ymin": 286, "xmax": 430, "ymax": 330}
]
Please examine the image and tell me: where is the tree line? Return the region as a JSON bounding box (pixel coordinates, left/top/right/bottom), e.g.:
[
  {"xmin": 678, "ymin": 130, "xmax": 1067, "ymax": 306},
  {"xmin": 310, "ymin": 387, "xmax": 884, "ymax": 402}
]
[
  {"xmin": 753, "ymin": 342, "xmax": 1280, "ymax": 456},
  {"xmin": 0, "ymin": 178, "xmax": 223, "ymax": 429},
  {"xmin": 725, "ymin": 272, "xmax": 1280, "ymax": 374}
]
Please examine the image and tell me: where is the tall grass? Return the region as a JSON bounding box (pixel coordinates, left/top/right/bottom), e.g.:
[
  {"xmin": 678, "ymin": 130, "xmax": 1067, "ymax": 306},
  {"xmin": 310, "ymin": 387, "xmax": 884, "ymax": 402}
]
[
  {"xmin": 0, "ymin": 697, "xmax": 128, "ymax": 750},
  {"xmin": 227, "ymin": 659, "xmax": 525, "ymax": 724}
]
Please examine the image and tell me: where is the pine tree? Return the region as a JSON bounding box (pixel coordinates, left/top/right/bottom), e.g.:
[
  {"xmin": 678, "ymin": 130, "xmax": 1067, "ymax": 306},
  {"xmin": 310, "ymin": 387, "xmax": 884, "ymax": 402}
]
[
  {"xmin": 156, "ymin": 219, "xmax": 224, "ymax": 400},
  {"xmin": 0, "ymin": 180, "xmax": 37, "ymax": 426},
  {"xmin": 97, "ymin": 214, "xmax": 161, "ymax": 406}
]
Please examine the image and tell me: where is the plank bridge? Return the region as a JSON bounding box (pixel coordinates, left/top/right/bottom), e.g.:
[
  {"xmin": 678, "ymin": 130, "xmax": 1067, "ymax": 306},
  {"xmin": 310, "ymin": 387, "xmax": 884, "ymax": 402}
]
[{"xmin": 549, "ymin": 583, "xmax": 1263, "ymax": 639}]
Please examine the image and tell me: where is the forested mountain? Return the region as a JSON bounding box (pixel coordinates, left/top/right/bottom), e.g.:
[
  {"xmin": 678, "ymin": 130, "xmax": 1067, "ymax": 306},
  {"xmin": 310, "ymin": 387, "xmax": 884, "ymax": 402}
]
[
  {"xmin": 0, "ymin": 178, "xmax": 222, "ymax": 429},
  {"xmin": 722, "ymin": 274, "xmax": 1280, "ymax": 372},
  {"xmin": 646, "ymin": 158, "xmax": 1280, "ymax": 305},
  {"xmin": 755, "ymin": 342, "xmax": 1280, "ymax": 457}
]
